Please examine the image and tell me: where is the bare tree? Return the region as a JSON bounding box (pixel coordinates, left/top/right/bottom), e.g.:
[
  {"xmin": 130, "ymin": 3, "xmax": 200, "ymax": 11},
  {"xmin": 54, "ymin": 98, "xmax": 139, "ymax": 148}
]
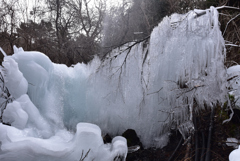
[
  {"xmin": 45, "ymin": 0, "xmax": 106, "ymax": 65},
  {"xmin": 70, "ymin": 0, "xmax": 106, "ymax": 62},
  {"xmin": 101, "ymin": 0, "xmax": 131, "ymax": 53},
  {"xmin": 0, "ymin": 0, "xmax": 19, "ymax": 55},
  {"xmin": 100, "ymin": 0, "xmax": 170, "ymax": 58}
]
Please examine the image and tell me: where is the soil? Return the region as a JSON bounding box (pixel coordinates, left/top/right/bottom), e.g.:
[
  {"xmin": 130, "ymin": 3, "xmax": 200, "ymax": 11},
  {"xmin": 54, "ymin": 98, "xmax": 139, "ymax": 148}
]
[{"xmin": 125, "ymin": 108, "xmax": 240, "ymax": 161}]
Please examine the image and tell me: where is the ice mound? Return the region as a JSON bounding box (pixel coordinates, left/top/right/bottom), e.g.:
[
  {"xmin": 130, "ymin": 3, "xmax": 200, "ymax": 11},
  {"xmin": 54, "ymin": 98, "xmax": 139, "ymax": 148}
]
[
  {"xmin": 0, "ymin": 51, "xmax": 127, "ymax": 161},
  {"xmin": 0, "ymin": 122, "xmax": 127, "ymax": 161}
]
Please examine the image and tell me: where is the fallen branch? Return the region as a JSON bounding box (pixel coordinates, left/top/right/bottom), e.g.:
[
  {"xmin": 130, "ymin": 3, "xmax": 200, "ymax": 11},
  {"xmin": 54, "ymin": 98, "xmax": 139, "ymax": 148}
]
[
  {"xmin": 223, "ymin": 13, "xmax": 240, "ymax": 36},
  {"xmin": 194, "ymin": 6, "xmax": 240, "ymax": 18},
  {"xmin": 225, "ymin": 44, "xmax": 240, "ymax": 48},
  {"xmin": 217, "ymin": 6, "xmax": 240, "ymax": 12}
]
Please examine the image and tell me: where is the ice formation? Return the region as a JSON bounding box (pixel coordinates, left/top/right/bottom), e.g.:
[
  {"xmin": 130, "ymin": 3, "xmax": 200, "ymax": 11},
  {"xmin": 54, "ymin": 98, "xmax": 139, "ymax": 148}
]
[
  {"xmin": 0, "ymin": 6, "xmax": 227, "ymax": 161},
  {"xmin": 90, "ymin": 6, "xmax": 226, "ymax": 146},
  {"xmin": 227, "ymin": 65, "xmax": 240, "ymax": 108},
  {"xmin": 227, "ymin": 66, "xmax": 240, "ymax": 161},
  {"xmin": 0, "ymin": 51, "xmax": 128, "ymax": 161},
  {"xmin": 229, "ymin": 145, "xmax": 240, "ymax": 161},
  {"xmin": 226, "ymin": 138, "xmax": 240, "ymax": 149}
]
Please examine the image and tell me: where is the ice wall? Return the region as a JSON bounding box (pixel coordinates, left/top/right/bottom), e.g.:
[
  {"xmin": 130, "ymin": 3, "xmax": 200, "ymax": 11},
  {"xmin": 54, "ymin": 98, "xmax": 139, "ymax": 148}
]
[
  {"xmin": 0, "ymin": 7, "xmax": 227, "ymax": 160},
  {"xmin": 88, "ymin": 7, "xmax": 227, "ymax": 146}
]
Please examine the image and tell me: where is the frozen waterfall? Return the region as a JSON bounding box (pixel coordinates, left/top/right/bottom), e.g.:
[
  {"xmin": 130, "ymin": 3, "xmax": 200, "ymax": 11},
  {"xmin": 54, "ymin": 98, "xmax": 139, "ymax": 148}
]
[{"xmin": 0, "ymin": 7, "xmax": 227, "ymax": 161}]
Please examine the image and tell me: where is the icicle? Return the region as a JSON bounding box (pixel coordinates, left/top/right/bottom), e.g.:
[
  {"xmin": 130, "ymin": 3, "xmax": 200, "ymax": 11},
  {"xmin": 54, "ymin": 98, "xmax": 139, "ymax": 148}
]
[{"xmin": 13, "ymin": 45, "xmax": 24, "ymax": 54}]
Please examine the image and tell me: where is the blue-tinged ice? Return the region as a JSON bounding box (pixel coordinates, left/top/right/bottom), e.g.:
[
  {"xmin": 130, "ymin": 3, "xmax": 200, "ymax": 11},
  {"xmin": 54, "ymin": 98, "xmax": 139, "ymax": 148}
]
[{"xmin": 0, "ymin": 51, "xmax": 127, "ymax": 161}]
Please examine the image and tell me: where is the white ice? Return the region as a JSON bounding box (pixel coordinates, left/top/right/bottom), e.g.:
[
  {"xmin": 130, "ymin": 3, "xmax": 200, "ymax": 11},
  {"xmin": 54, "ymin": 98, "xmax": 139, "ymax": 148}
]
[
  {"xmin": 0, "ymin": 51, "xmax": 127, "ymax": 161},
  {"xmin": 227, "ymin": 66, "xmax": 240, "ymax": 160},
  {"xmin": 226, "ymin": 138, "xmax": 239, "ymax": 149},
  {"xmin": 229, "ymin": 146, "xmax": 240, "ymax": 161},
  {"xmin": 227, "ymin": 65, "xmax": 240, "ymax": 108}
]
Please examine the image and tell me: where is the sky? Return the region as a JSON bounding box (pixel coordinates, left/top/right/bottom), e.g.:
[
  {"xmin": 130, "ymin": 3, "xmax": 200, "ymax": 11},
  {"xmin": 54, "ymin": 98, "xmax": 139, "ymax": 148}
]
[
  {"xmin": 23, "ymin": 0, "xmax": 124, "ymax": 10},
  {"xmin": 0, "ymin": 0, "xmax": 128, "ymax": 34},
  {"xmin": 17, "ymin": 0, "xmax": 125, "ymax": 23},
  {"xmin": 106, "ymin": 0, "xmax": 124, "ymax": 7}
]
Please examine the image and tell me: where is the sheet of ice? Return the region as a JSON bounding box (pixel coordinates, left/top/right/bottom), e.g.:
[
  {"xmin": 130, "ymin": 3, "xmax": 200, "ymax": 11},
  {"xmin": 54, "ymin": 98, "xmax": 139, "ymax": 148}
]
[{"xmin": 0, "ymin": 7, "xmax": 227, "ymax": 161}]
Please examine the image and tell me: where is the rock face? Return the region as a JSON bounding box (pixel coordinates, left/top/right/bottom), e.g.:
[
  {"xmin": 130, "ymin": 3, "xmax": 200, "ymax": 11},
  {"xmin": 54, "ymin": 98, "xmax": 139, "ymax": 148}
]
[
  {"xmin": 231, "ymin": 109, "xmax": 240, "ymax": 125},
  {"xmin": 103, "ymin": 133, "xmax": 112, "ymax": 144},
  {"xmin": 122, "ymin": 129, "xmax": 143, "ymax": 149}
]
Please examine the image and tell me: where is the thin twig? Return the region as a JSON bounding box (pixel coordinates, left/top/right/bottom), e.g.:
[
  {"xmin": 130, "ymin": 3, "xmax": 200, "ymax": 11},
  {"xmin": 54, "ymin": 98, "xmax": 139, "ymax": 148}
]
[
  {"xmin": 176, "ymin": 85, "xmax": 204, "ymax": 99},
  {"xmin": 222, "ymin": 95, "xmax": 234, "ymax": 124},
  {"xmin": 102, "ymin": 36, "xmax": 150, "ymax": 60},
  {"xmin": 223, "ymin": 13, "xmax": 240, "ymax": 36},
  {"xmin": 79, "ymin": 149, "xmax": 91, "ymax": 161},
  {"xmin": 194, "ymin": 6, "xmax": 240, "ymax": 19},
  {"xmin": 147, "ymin": 87, "xmax": 163, "ymax": 95}
]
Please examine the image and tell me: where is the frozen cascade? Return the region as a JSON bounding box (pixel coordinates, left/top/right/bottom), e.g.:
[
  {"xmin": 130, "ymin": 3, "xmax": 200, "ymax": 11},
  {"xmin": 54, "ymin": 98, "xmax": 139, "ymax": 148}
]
[
  {"xmin": 90, "ymin": 6, "xmax": 226, "ymax": 146},
  {"xmin": 0, "ymin": 7, "xmax": 227, "ymax": 160}
]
